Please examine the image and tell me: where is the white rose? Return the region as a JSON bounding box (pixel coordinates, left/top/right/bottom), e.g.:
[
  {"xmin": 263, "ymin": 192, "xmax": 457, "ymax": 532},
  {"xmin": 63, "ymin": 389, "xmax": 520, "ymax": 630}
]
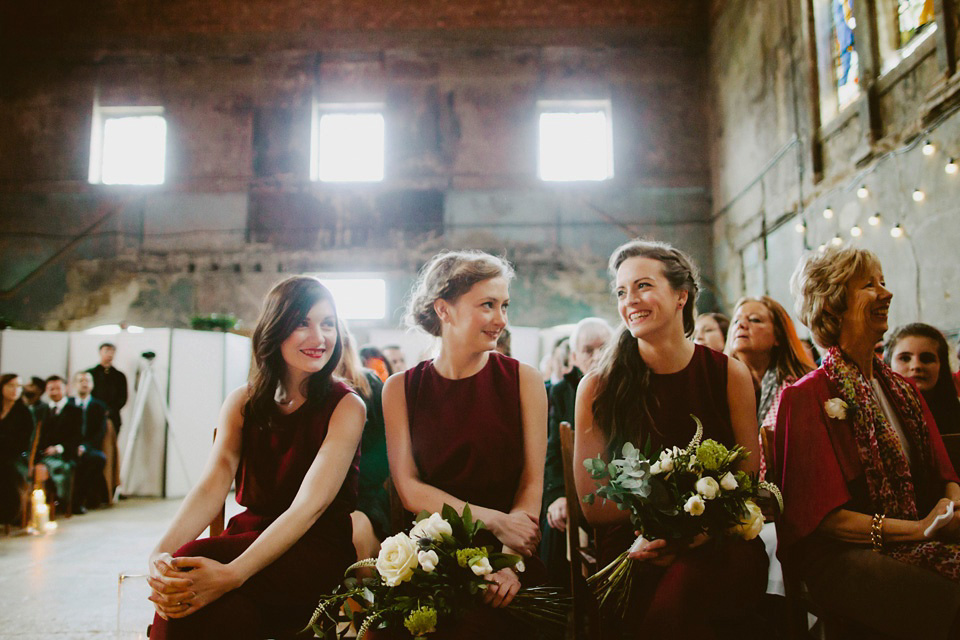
[
  {"xmin": 514, "ymin": 559, "xmax": 526, "ymax": 573},
  {"xmin": 731, "ymin": 500, "xmax": 765, "ymax": 540},
  {"xmin": 417, "ymin": 549, "xmax": 439, "ymax": 573},
  {"xmin": 719, "ymin": 472, "xmax": 739, "ymax": 491},
  {"xmin": 684, "ymin": 494, "xmax": 706, "ymax": 516},
  {"xmin": 824, "ymin": 398, "xmax": 848, "ymax": 420},
  {"xmin": 410, "ymin": 512, "xmax": 454, "ymax": 542},
  {"xmin": 376, "ymin": 533, "xmax": 419, "ymax": 587},
  {"xmin": 695, "ymin": 476, "xmax": 720, "ymax": 500},
  {"xmin": 470, "ymin": 557, "xmax": 493, "ymax": 576}
]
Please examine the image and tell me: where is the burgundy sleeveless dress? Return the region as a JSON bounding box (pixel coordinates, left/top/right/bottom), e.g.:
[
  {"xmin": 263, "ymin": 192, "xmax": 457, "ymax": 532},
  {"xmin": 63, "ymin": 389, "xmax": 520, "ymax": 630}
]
[
  {"xmin": 151, "ymin": 381, "xmax": 359, "ymax": 640},
  {"xmin": 595, "ymin": 345, "xmax": 768, "ymax": 640},
  {"xmin": 370, "ymin": 352, "xmax": 539, "ymax": 640}
]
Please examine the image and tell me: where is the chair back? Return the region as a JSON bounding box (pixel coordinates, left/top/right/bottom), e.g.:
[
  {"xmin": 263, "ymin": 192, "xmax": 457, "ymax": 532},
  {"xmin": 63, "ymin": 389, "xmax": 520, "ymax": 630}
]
[
  {"xmin": 559, "ymin": 421, "xmax": 599, "ymax": 639},
  {"xmin": 941, "ymin": 434, "xmax": 960, "ymax": 476}
]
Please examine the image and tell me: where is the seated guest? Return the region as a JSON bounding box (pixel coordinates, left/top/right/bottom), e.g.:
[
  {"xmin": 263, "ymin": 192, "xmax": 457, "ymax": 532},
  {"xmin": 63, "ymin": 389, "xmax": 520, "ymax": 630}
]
[
  {"xmin": 71, "ymin": 371, "xmax": 109, "ymax": 513},
  {"xmin": 21, "ymin": 376, "xmax": 48, "ymax": 423},
  {"xmin": 886, "ymin": 323, "xmax": 960, "ymax": 436},
  {"xmin": 776, "ymin": 246, "xmax": 960, "ymax": 639},
  {"xmin": 336, "ymin": 322, "xmax": 388, "ymax": 559},
  {"xmin": 87, "ymin": 342, "xmax": 128, "ymax": 435},
  {"xmin": 1, "ymin": 374, "xmax": 34, "ymax": 524},
  {"xmin": 574, "ymin": 239, "xmax": 767, "ymax": 638},
  {"xmin": 494, "ymin": 327, "xmax": 512, "ymax": 357},
  {"xmin": 359, "ymin": 346, "xmax": 392, "ymax": 383},
  {"xmin": 541, "ymin": 317, "xmax": 612, "ymax": 586},
  {"xmin": 147, "ymin": 277, "xmax": 364, "ymax": 639},
  {"xmin": 693, "ymin": 312, "xmax": 730, "ymax": 352},
  {"xmin": 381, "ymin": 344, "xmax": 407, "ymax": 374},
  {"xmin": 726, "ymin": 295, "xmax": 815, "ymax": 477},
  {"xmin": 35, "ymin": 376, "xmax": 83, "ymax": 512}
]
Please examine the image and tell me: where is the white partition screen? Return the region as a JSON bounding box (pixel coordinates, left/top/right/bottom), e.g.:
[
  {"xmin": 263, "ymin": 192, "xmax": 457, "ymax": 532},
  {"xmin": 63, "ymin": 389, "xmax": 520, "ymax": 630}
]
[{"xmin": 0, "ymin": 330, "xmax": 70, "ymax": 381}]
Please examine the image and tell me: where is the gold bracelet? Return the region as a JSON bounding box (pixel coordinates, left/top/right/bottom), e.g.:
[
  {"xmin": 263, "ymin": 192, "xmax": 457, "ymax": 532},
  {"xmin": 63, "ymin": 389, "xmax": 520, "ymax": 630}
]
[{"xmin": 870, "ymin": 513, "xmax": 885, "ymax": 552}]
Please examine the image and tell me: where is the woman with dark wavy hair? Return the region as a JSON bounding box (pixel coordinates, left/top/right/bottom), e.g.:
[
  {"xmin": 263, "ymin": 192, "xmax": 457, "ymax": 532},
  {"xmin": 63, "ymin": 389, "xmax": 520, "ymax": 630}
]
[
  {"xmin": 886, "ymin": 323, "xmax": 960, "ymax": 436},
  {"xmin": 573, "ymin": 239, "xmax": 767, "ymax": 639},
  {"xmin": 147, "ymin": 276, "xmax": 366, "ymax": 639}
]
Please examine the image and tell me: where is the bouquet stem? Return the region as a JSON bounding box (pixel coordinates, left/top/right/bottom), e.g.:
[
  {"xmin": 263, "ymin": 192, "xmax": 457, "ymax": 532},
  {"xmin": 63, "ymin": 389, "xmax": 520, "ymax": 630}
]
[{"xmin": 586, "ymin": 551, "xmax": 635, "ymax": 614}]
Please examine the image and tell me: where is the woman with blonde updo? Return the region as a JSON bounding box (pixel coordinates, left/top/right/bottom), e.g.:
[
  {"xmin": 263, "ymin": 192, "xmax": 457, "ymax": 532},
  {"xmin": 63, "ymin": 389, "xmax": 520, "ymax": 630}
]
[{"xmin": 377, "ymin": 250, "xmax": 547, "ymax": 639}]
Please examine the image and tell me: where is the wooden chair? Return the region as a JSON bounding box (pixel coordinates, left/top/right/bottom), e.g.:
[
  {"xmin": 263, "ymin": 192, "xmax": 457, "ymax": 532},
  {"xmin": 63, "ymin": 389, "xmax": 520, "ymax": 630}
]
[
  {"xmin": 559, "ymin": 421, "xmax": 599, "ymax": 640},
  {"xmin": 941, "ymin": 434, "xmax": 960, "ymax": 475}
]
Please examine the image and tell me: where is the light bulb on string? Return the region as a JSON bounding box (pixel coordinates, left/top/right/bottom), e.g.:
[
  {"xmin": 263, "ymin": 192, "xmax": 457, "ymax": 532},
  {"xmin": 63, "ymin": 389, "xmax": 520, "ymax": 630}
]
[
  {"xmin": 850, "ymin": 225, "xmax": 863, "ymax": 237},
  {"xmin": 912, "ymin": 189, "xmax": 925, "ymax": 202},
  {"xmin": 857, "ymin": 185, "xmax": 869, "ymax": 199},
  {"xmin": 890, "ymin": 224, "xmax": 904, "ymax": 238},
  {"xmin": 923, "ymin": 140, "xmax": 936, "ymax": 156},
  {"xmin": 868, "ymin": 212, "xmax": 881, "ymax": 226},
  {"xmin": 823, "ymin": 206, "xmax": 834, "ymax": 219},
  {"xmin": 947, "ymin": 158, "xmax": 958, "ymax": 175},
  {"xmin": 831, "ymin": 234, "xmax": 843, "ymax": 246},
  {"xmin": 795, "ymin": 221, "xmax": 806, "ymax": 233},
  {"xmin": 818, "ymin": 244, "xmax": 827, "ymax": 252}
]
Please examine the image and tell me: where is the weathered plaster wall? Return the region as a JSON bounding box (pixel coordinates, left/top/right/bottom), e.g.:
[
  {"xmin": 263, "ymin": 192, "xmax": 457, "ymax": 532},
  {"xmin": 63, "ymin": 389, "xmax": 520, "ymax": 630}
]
[
  {"xmin": 709, "ymin": 0, "xmax": 960, "ymax": 339},
  {"xmin": 0, "ymin": 2, "xmax": 715, "ymax": 334}
]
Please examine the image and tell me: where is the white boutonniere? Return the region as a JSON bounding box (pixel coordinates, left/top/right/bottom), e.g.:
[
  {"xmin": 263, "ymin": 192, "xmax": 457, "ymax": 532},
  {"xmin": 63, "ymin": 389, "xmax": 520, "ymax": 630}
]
[{"xmin": 824, "ymin": 398, "xmax": 849, "ymax": 420}]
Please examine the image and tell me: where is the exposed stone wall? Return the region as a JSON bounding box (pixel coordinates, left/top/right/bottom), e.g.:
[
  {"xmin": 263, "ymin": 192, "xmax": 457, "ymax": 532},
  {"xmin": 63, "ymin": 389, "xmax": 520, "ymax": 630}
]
[
  {"xmin": 0, "ymin": 5, "xmax": 715, "ymax": 334},
  {"xmin": 709, "ymin": 0, "xmax": 960, "ymax": 340}
]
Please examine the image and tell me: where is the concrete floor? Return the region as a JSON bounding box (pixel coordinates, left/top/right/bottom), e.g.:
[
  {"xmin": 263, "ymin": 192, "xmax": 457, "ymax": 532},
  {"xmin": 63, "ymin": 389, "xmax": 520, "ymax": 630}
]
[{"xmin": 0, "ymin": 497, "xmax": 241, "ymax": 639}]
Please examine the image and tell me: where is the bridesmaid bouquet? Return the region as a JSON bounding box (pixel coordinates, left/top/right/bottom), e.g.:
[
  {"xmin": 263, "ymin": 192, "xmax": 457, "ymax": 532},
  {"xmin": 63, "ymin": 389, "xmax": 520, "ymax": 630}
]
[
  {"xmin": 306, "ymin": 504, "xmax": 567, "ymax": 639},
  {"xmin": 582, "ymin": 414, "xmax": 782, "ymax": 612}
]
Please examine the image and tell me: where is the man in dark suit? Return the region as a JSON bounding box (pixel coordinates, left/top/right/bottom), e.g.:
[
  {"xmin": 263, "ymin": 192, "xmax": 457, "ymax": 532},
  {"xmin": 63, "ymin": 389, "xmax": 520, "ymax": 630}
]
[
  {"xmin": 35, "ymin": 376, "xmax": 83, "ymax": 513},
  {"xmin": 87, "ymin": 342, "xmax": 128, "ymax": 435},
  {"xmin": 71, "ymin": 371, "xmax": 108, "ymax": 513}
]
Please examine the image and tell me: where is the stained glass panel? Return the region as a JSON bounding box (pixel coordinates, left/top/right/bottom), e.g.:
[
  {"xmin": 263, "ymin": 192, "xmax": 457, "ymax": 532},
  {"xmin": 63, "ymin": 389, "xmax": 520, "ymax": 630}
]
[{"xmin": 832, "ymin": 0, "xmax": 860, "ymax": 109}]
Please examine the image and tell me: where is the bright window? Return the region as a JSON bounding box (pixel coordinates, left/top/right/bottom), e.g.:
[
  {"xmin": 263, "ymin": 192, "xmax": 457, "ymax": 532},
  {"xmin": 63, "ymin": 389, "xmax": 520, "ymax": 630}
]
[
  {"xmin": 538, "ymin": 101, "xmax": 614, "ymax": 182},
  {"xmin": 831, "ymin": 0, "xmax": 860, "ymax": 111},
  {"xmin": 311, "ymin": 106, "xmax": 385, "ymax": 182},
  {"xmin": 315, "ymin": 277, "xmax": 386, "ymax": 320},
  {"xmin": 89, "ymin": 106, "xmax": 166, "ymax": 185}
]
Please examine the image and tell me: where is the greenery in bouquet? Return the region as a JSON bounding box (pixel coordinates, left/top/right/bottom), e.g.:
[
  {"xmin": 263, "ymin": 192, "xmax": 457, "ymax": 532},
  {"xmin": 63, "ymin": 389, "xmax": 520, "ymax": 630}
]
[
  {"xmin": 306, "ymin": 504, "xmax": 568, "ymax": 639},
  {"xmin": 582, "ymin": 414, "xmax": 782, "ymax": 611}
]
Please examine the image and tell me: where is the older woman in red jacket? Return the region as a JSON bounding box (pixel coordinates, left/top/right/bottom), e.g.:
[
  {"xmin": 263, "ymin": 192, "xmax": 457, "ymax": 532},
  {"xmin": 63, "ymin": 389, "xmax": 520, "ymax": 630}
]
[{"xmin": 775, "ymin": 246, "xmax": 960, "ymax": 639}]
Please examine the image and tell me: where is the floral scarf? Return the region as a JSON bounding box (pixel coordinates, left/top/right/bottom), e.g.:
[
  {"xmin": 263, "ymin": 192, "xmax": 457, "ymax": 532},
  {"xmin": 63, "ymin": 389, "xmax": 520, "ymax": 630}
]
[
  {"xmin": 757, "ymin": 367, "xmax": 780, "ymax": 426},
  {"xmin": 823, "ymin": 346, "xmax": 960, "ymax": 581}
]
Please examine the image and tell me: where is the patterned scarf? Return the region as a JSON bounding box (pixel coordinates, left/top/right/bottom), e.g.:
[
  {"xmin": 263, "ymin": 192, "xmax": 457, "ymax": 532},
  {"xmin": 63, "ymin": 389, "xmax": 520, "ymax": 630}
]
[
  {"xmin": 823, "ymin": 346, "xmax": 960, "ymax": 581},
  {"xmin": 757, "ymin": 367, "xmax": 780, "ymax": 426}
]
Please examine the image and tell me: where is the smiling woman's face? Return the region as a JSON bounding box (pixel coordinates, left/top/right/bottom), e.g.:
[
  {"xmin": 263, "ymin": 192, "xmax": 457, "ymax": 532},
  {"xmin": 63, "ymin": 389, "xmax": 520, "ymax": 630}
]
[
  {"xmin": 840, "ymin": 265, "xmax": 892, "ymax": 346},
  {"xmin": 280, "ymin": 299, "xmax": 338, "ymax": 375}
]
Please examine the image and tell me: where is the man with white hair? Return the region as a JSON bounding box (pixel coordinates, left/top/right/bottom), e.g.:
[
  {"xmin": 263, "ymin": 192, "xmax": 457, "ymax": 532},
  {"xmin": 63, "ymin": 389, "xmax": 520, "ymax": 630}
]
[{"xmin": 540, "ymin": 317, "xmax": 613, "ymax": 586}]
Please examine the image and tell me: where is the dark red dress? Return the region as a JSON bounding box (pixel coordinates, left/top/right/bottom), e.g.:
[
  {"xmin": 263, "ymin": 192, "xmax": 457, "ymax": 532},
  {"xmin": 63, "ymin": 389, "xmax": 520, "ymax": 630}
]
[
  {"xmin": 370, "ymin": 352, "xmax": 539, "ymax": 640},
  {"xmin": 151, "ymin": 381, "xmax": 359, "ymax": 640},
  {"xmin": 595, "ymin": 344, "xmax": 768, "ymax": 639}
]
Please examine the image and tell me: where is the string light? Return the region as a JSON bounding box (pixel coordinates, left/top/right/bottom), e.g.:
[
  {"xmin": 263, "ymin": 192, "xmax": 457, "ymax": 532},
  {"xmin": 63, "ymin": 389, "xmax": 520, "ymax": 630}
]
[
  {"xmin": 850, "ymin": 225, "xmax": 863, "ymax": 237},
  {"xmin": 890, "ymin": 224, "xmax": 904, "ymax": 238},
  {"xmin": 947, "ymin": 158, "xmax": 958, "ymax": 175},
  {"xmin": 857, "ymin": 185, "xmax": 869, "ymax": 199},
  {"xmin": 831, "ymin": 234, "xmax": 843, "ymax": 246},
  {"xmin": 818, "ymin": 243, "xmax": 827, "ymax": 252},
  {"xmin": 912, "ymin": 188, "xmax": 925, "ymax": 202},
  {"xmin": 823, "ymin": 206, "xmax": 834, "ymax": 219},
  {"xmin": 922, "ymin": 140, "xmax": 936, "ymax": 156},
  {"xmin": 794, "ymin": 221, "xmax": 806, "ymax": 233},
  {"xmin": 868, "ymin": 212, "xmax": 881, "ymax": 226}
]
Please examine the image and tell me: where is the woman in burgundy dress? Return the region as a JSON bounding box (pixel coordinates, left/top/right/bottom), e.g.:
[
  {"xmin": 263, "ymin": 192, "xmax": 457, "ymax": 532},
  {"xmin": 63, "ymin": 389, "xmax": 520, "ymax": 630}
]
[
  {"xmin": 380, "ymin": 250, "xmax": 548, "ymax": 638},
  {"xmin": 573, "ymin": 239, "xmax": 768, "ymax": 639},
  {"xmin": 147, "ymin": 276, "xmax": 366, "ymax": 639}
]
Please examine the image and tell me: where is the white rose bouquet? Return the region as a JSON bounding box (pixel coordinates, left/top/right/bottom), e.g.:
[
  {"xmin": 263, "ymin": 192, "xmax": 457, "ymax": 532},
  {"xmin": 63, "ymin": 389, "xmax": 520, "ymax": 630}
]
[
  {"xmin": 582, "ymin": 415, "xmax": 782, "ymax": 612},
  {"xmin": 306, "ymin": 504, "xmax": 567, "ymax": 639}
]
